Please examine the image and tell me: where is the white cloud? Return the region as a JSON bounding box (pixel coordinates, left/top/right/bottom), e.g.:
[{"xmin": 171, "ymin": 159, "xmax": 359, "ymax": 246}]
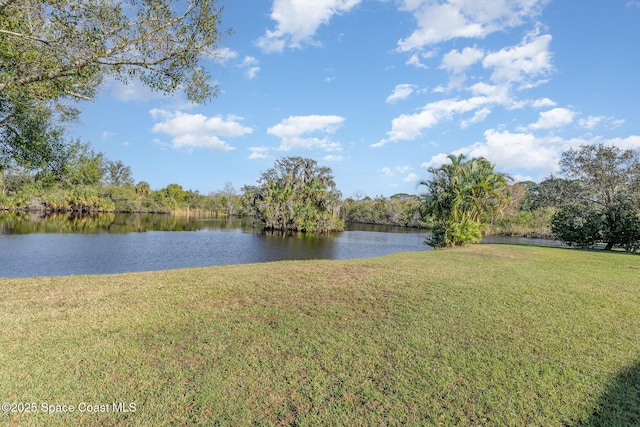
[
  {"xmin": 470, "ymin": 132, "xmax": 640, "ymax": 175},
  {"xmin": 466, "ymin": 129, "xmax": 565, "ymax": 170},
  {"xmin": 245, "ymin": 67, "xmax": 261, "ymax": 79},
  {"xmin": 578, "ymin": 115, "xmax": 626, "ymax": 130},
  {"xmin": 422, "ymin": 132, "xmax": 640, "ymax": 180},
  {"xmin": 604, "ymin": 135, "xmax": 640, "ymax": 150},
  {"xmin": 150, "ymin": 109, "xmax": 253, "ymax": 152},
  {"xmin": 531, "ymin": 97, "xmax": 556, "ymax": 108},
  {"xmin": 468, "ymin": 81, "xmax": 512, "ymax": 99},
  {"xmin": 257, "ymin": 0, "xmax": 363, "ymax": 53},
  {"xmin": 324, "ymin": 154, "xmax": 345, "ymax": 161},
  {"xmin": 101, "ymin": 131, "xmax": 115, "ymax": 141},
  {"xmin": 483, "ymin": 32, "xmax": 553, "ymax": 87},
  {"xmin": 397, "ymin": 0, "xmax": 548, "ymax": 51},
  {"xmin": 386, "ymin": 84, "xmax": 417, "ymax": 103},
  {"xmin": 380, "ymin": 165, "xmax": 414, "ymax": 177},
  {"xmin": 380, "ymin": 37, "xmax": 555, "ymax": 147},
  {"xmin": 406, "ymin": 51, "xmax": 436, "ymax": 68},
  {"xmin": 528, "ymin": 107, "xmax": 575, "ymax": 130},
  {"xmin": 578, "ymin": 115, "xmax": 603, "ymax": 130},
  {"xmin": 248, "ymin": 146, "xmax": 270, "ymax": 159},
  {"xmin": 381, "ymin": 167, "xmax": 395, "ymax": 177},
  {"xmin": 440, "ymin": 46, "xmax": 484, "ymax": 74},
  {"xmin": 211, "ymin": 47, "xmax": 239, "ymax": 64},
  {"xmin": 241, "ymin": 56, "xmax": 259, "ymax": 67},
  {"xmin": 240, "ymin": 56, "xmax": 261, "ymax": 79},
  {"xmin": 268, "ymin": 115, "xmax": 345, "ymax": 151},
  {"xmin": 627, "ymin": 0, "xmax": 640, "ymax": 7},
  {"xmin": 268, "ymin": 115, "xmax": 344, "ymax": 137},
  {"xmin": 324, "ymin": 68, "xmax": 336, "ymax": 83},
  {"xmin": 377, "ymin": 95, "xmax": 495, "ymax": 145},
  {"xmin": 110, "ymin": 79, "xmax": 166, "ymax": 102},
  {"xmin": 421, "ymin": 153, "xmax": 453, "ymax": 169},
  {"xmin": 403, "ymin": 173, "xmax": 420, "ymax": 182},
  {"xmin": 460, "ymin": 107, "xmax": 491, "ymax": 128}
]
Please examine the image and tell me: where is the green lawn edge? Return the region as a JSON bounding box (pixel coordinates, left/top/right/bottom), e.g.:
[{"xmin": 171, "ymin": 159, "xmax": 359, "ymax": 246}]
[{"xmin": 1, "ymin": 244, "xmax": 639, "ymax": 426}]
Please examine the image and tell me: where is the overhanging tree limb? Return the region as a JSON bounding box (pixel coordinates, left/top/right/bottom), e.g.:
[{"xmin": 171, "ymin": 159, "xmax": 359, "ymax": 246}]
[
  {"xmin": 0, "ymin": 0, "xmax": 228, "ymax": 103},
  {"xmin": 1, "ymin": 0, "xmax": 228, "ymax": 168}
]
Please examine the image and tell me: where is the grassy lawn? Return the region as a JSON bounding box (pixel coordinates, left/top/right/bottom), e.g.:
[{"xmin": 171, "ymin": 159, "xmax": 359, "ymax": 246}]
[{"xmin": 1, "ymin": 244, "xmax": 639, "ymax": 426}]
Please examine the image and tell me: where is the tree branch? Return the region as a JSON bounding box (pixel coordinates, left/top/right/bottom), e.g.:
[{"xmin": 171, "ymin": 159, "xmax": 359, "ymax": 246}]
[
  {"xmin": 0, "ymin": 29, "xmax": 50, "ymax": 45},
  {"xmin": 0, "ymin": 0, "xmax": 16, "ymax": 13},
  {"xmin": 64, "ymin": 91, "xmax": 93, "ymax": 101}
]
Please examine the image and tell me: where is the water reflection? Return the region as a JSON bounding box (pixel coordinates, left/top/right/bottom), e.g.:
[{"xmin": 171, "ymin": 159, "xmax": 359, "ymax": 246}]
[
  {"xmin": 0, "ymin": 212, "xmax": 256, "ymax": 234},
  {"xmin": 0, "ymin": 213, "xmax": 432, "ymax": 277}
]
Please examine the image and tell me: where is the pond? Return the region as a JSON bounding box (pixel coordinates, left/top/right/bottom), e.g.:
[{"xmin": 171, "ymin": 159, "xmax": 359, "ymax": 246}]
[
  {"xmin": 0, "ymin": 213, "xmax": 434, "ymax": 277},
  {"xmin": 0, "ymin": 212, "xmax": 563, "ymax": 278}
]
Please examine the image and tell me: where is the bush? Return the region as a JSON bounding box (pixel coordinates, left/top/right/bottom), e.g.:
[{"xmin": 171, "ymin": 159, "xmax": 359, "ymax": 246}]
[
  {"xmin": 428, "ymin": 217, "xmax": 482, "ymax": 249},
  {"xmin": 551, "ymin": 204, "xmax": 603, "ymax": 248},
  {"xmin": 603, "ymin": 203, "xmax": 640, "ymax": 253},
  {"xmin": 552, "ymin": 203, "xmax": 640, "ymax": 252}
]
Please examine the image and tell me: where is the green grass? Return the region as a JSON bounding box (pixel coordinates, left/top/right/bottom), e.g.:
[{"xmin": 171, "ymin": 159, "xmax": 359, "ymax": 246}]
[{"xmin": 1, "ymin": 245, "xmax": 639, "ymax": 426}]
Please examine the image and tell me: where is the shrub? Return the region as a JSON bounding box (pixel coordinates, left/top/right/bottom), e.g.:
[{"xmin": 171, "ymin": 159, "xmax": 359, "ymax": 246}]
[
  {"xmin": 552, "ymin": 203, "xmax": 640, "ymax": 252},
  {"xmin": 551, "ymin": 204, "xmax": 603, "ymax": 248},
  {"xmin": 603, "ymin": 203, "xmax": 640, "ymax": 253}
]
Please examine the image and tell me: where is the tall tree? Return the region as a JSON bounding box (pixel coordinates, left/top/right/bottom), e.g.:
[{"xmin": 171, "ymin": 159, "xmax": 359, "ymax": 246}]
[
  {"xmin": 527, "ymin": 176, "xmax": 587, "ymax": 210},
  {"xmin": 62, "ymin": 140, "xmax": 104, "ymax": 186},
  {"xmin": 552, "ymin": 144, "xmax": 640, "ymax": 250},
  {"xmin": 1, "ymin": 0, "xmax": 228, "ymax": 164},
  {"xmin": 103, "ymin": 160, "xmax": 133, "ymax": 187},
  {"xmin": 560, "ymin": 144, "xmax": 640, "ymax": 207},
  {"xmin": 249, "ymin": 157, "xmax": 343, "ymax": 232},
  {"xmin": 420, "ymin": 154, "xmax": 511, "ymax": 248}
]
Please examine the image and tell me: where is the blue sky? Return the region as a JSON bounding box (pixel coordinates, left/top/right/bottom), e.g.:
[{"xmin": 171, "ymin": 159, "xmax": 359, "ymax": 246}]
[{"xmin": 71, "ymin": 0, "xmax": 640, "ymax": 198}]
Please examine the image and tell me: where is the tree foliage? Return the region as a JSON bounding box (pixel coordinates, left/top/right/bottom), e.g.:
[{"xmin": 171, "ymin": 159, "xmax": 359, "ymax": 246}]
[
  {"xmin": 340, "ymin": 194, "xmax": 428, "ymax": 228},
  {"xmin": 0, "ymin": 95, "xmax": 67, "ymax": 171},
  {"xmin": 551, "ymin": 144, "xmax": 640, "ymax": 252},
  {"xmin": 527, "ymin": 176, "xmax": 587, "ymax": 210},
  {"xmin": 1, "ymin": 0, "xmax": 227, "ymax": 103},
  {"xmin": 560, "ymin": 144, "xmax": 640, "ymax": 207},
  {"xmin": 103, "ymin": 160, "xmax": 133, "ymax": 187},
  {"xmin": 248, "ymin": 157, "xmax": 343, "ymax": 232},
  {"xmin": 551, "ymin": 204, "xmax": 604, "ymax": 249},
  {"xmin": 552, "ymin": 202, "xmax": 640, "ymax": 253},
  {"xmin": 420, "ymin": 154, "xmax": 511, "ymax": 248},
  {"xmin": 1, "ymin": 0, "xmax": 228, "ymax": 167}
]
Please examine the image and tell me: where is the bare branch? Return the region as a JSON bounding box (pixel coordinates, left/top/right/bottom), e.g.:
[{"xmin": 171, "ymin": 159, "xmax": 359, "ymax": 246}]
[
  {"xmin": 64, "ymin": 91, "xmax": 94, "ymax": 101},
  {"xmin": 0, "ymin": 29, "xmax": 50, "ymax": 45}
]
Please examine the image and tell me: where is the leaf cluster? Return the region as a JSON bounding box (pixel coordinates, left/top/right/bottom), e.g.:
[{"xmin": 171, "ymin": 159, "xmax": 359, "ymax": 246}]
[
  {"xmin": 1, "ymin": 0, "xmax": 227, "ymax": 103},
  {"xmin": 550, "ymin": 144, "xmax": 640, "ymax": 253},
  {"xmin": 420, "ymin": 154, "xmax": 511, "ymax": 248},
  {"xmin": 1, "ymin": 0, "xmax": 228, "ymax": 168},
  {"xmin": 552, "ymin": 201, "xmax": 640, "ymax": 253},
  {"xmin": 248, "ymin": 157, "xmax": 344, "ymax": 232}
]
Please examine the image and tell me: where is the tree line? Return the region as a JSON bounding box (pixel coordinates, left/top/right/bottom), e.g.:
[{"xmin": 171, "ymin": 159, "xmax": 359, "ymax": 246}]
[
  {"xmin": 0, "ymin": 142, "xmax": 248, "ymax": 215},
  {"xmin": 4, "ymin": 144, "xmax": 640, "ymax": 254}
]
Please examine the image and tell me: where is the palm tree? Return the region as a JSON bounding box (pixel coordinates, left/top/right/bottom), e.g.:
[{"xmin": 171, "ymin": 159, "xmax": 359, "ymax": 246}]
[
  {"xmin": 420, "ymin": 154, "xmax": 511, "ymax": 247},
  {"xmin": 250, "ymin": 157, "xmax": 344, "ymax": 232}
]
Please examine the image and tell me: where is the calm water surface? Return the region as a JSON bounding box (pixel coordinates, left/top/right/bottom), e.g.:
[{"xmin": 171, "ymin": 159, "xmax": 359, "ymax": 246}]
[{"xmin": 0, "ymin": 213, "xmax": 433, "ymax": 277}]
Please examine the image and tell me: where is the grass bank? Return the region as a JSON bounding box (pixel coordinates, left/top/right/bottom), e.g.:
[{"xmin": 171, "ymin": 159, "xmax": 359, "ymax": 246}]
[{"xmin": 1, "ymin": 245, "xmax": 639, "ymax": 426}]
